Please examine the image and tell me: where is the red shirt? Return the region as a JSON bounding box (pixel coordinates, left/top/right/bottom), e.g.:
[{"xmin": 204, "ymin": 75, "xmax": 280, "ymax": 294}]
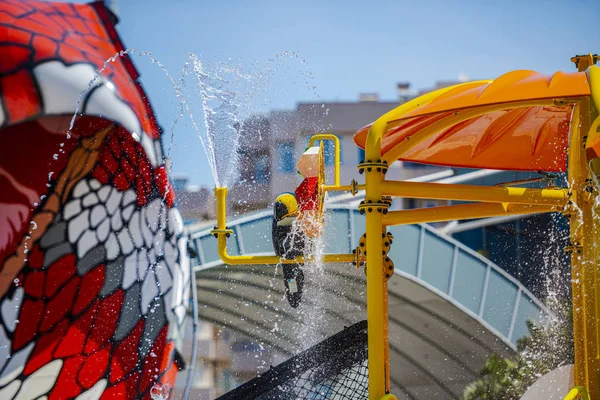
[{"xmin": 295, "ymin": 177, "xmax": 319, "ymax": 211}]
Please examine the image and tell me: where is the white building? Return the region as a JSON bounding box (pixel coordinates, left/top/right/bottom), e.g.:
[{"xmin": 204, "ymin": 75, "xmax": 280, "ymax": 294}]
[{"xmin": 230, "ymin": 92, "xmax": 447, "ymax": 212}]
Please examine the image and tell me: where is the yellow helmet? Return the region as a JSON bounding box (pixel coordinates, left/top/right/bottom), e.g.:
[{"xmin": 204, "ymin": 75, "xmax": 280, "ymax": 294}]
[{"xmin": 274, "ymin": 192, "xmax": 299, "ymax": 222}]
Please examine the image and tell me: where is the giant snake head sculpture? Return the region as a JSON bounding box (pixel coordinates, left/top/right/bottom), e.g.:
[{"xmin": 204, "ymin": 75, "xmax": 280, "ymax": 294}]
[{"xmin": 0, "ymin": 1, "xmax": 190, "ymax": 398}]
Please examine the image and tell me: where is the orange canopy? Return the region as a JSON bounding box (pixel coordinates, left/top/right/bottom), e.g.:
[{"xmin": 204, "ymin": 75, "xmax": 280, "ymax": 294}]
[{"xmin": 354, "ymin": 70, "xmax": 590, "ymax": 172}]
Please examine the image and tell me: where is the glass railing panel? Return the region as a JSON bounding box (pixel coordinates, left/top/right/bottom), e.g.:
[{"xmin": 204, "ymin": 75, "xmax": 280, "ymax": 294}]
[
  {"xmin": 421, "ymin": 230, "xmax": 454, "ymax": 294},
  {"xmin": 237, "ymin": 217, "xmax": 273, "ymax": 254},
  {"xmin": 387, "ymin": 225, "xmax": 421, "ymax": 276},
  {"xmin": 483, "ymin": 269, "xmax": 519, "ymax": 336},
  {"xmin": 323, "ymin": 209, "xmax": 351, "ymax": 254},
  {"xmin": 453, "ymin": 252, "xmax": 487, "ymax": 313},
  {"xmin": 511, "ymin": 294, "xmax": 544, "ymax": 343}
]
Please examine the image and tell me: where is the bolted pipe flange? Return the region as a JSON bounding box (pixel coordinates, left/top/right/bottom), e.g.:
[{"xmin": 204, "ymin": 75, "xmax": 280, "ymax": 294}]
[
  {"xmin": 358, "ymin": 159, "xmax": 388, "ymax": 175},
  {"xmin": 565, "ymin": 242, "xmax": 583, "ymax": 255},
  {"xmin": 358, "ymin": 230, "xmax": 394, "ymax": 281},
  {"xmin": 383, "ymin": 257, "xmax": 394, "ymax": 281},
  {"xmin": 358, "ymin": 197, "xmax": 390, "ymax": 214},
  {"xmin": 562, "ymin": 201, "xmax": 577, "ymax": 219},
  {"xmin": 386, "ymin": 232, "xmax": 394, "ymax": 245},
  {"xmin": 209, "ymin": 227, "xmax": 234, "ymax": 239},
  {"xmin": 350, "ymin": 179, "xmax": 359, "ymax": 196},
  {"xmin": 355, "ymin": 233, "xmax": 367, "ymax": 270}
]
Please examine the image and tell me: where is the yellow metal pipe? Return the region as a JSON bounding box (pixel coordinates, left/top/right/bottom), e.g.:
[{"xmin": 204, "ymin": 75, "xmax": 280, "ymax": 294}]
[
  {"xmin": 216, "ymin": 187, "xmax": 228, "ymax": 230},
  {"xmin": 586, "ymin": 66, "xmax": 600, "ymax": 174},
  {"xmin": 564, "ymin": 386, "xmax": 591, "ymax": 400},
  {"xmin": 308, "ymin": 134, "xmax": 341, "ymax": 187},
  {"xmin": 382, "ymin": 99, "xmax": 573, "ymax": 164},
  {"xmin": 382, "ymin": 203, "xmax": 558, "ymax": 226},
  {"xmin": 359, "ymin": 84, "xmax": 491, "ymax": 400},
  {"xmin": 589, "ymin": 65, "xmax": 600, "ymax": 115},
  {"xmin": 324, "ymin": 184, "xmax": 365, "ymax": 192},
  {"xmin": 214, "ymin": 187, "xmax": 355, "ymax": 265},
  {"xmin": 365, "ymin": 125, "xmax": 387, "ymax": 399},
  {"xmin": 575, "ymin": 97, "xmax": 600, "ymax": 397},
  {"xmin": 380, "ymin": 180, "xmax": 568, "ymax": 207},
  {"xmin": 568, "ymin": 104, "xmax": 588, "ymax": 392},
  {"xmin": 217, "ymin": 236, "xmax": 355, "ymax": 264},
  {"xmin": 383, "ymin": 280, "xmax": 390, "ymax": 393}
]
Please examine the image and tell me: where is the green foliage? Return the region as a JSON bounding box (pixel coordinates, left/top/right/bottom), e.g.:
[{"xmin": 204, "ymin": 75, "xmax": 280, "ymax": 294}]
[
  {"xmin": 462, "ymin": 355, "xmax": 526, "ymax": 400},
  {"xmin": 463, "ymin": 302, "xmax": 574, "ymax": 400}
]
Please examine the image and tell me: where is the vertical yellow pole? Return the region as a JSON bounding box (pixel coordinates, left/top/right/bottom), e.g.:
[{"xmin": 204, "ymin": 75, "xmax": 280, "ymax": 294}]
[
  {"xmin": 334, "ymin": 136, "xmax": 341, "ymax": 188},
  {"xmin": 365, "ymin": 124, "xmax": 386, "ymax": 399},
  {"xmin": 580, "ymin": 97, "xmax": 600, "ymax": 398},
  {"xmin": 215, "ymin": 187, "xmax": 228, "ymax": 229},
  {"xmin": 383, "ymin": 280, "xmax": 391, "ymax": 393},
  {"xmin": 570, "ymin": 54, "xmax": 600, "ymax": 397},
  {"xmin": 215, "ymin": 187, "xmax": 229, "ymax": 255},
  {"xmin": 568, "ymin": 104, "xmax": 588, "ymax": 390}
]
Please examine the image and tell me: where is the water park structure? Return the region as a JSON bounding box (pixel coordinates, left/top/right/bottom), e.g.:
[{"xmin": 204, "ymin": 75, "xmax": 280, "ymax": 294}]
[{"xmin": 208, "ymin": 53, "xmax": 600, "ymax": 400}]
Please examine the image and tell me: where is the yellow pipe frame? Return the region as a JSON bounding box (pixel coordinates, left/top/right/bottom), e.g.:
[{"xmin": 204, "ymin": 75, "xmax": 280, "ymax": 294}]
[
  {"xmin": 209, "ymin": 58, "xmax": 600, "ymax": 400},
  {"xmin": 363, "ymin": 86, "xmax": 580, "ymax": 400},
  {"xmin": 568, "ymin": 104, "xmax": 588, "ymax": 393},
  {"xmin": 570, "ymin": 102, "xmax": 600, "ymax": 397},
  {"xmin": 213, "ymin": 187, "xmax": 355, "ymax": 265},
  {"xmin": 308, "ymin": 134, "xmax": 341, "ymax": 187},
  {"xmin": 361, "ymin": 85, "xmax": 501, "ymax": 399},
  {"xmin": 324, "ymin": 184, "xmax": 365, "ymax": 192},
  {"xmin": 382, "ymin": 203, "xmax": 559, "ymax": 227},
  {"xmin": 589, "ymin": 65, "xmax": 600, "ymax": 114},
  {"xmin": 365, "ymin": 117, "xmax": 387, "ymax": 400},
  {"xmin": 381, "ymin": 180, "xmax": 568, "ymax": 207}
]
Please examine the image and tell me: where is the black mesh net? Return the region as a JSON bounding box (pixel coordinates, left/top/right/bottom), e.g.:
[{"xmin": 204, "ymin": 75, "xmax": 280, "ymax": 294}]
[{"xmin": 218, "ymin": 320, "xmax": 369, "ymax": 400}]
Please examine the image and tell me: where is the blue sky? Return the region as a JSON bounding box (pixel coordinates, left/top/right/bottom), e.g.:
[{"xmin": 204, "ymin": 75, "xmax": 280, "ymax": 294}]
[{"xmin": 110, "ymin": 0, "xmax": 600, "ymax": 186}]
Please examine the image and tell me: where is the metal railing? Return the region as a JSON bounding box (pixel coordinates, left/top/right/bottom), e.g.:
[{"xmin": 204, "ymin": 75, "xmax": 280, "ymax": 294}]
[{"xmin": 187, "ymin": 205, "xmax": 549, "ymax": 348}]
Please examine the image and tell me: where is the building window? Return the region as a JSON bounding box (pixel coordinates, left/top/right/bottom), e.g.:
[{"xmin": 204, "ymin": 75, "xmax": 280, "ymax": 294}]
[
  {"xmin": 222, "ymin": 369, "xmax": 234, "ymax": 392},
  {"xmin": 357, "ymin": 147, "xmax": 365, "ymax": 162},
  {"xmin": 323, "ymin": 136, "xmax": 342, "ymax": 166},
  {"xmin": 255, "ymin": 154, "xmax": 269, "ymax": 183},
  {"xmin": 403, "ymin": 161, "xmax": 428, "ymax": 169},
  {"xmin": 278, "ymin": 142, "xmax": 295, "ymax": 173}
]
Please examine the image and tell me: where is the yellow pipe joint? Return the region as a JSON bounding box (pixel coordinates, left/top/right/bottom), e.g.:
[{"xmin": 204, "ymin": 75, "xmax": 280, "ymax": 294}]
[{"xmin": 308, "ymin": 133, "xmax": 341, "ymax": 187}]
